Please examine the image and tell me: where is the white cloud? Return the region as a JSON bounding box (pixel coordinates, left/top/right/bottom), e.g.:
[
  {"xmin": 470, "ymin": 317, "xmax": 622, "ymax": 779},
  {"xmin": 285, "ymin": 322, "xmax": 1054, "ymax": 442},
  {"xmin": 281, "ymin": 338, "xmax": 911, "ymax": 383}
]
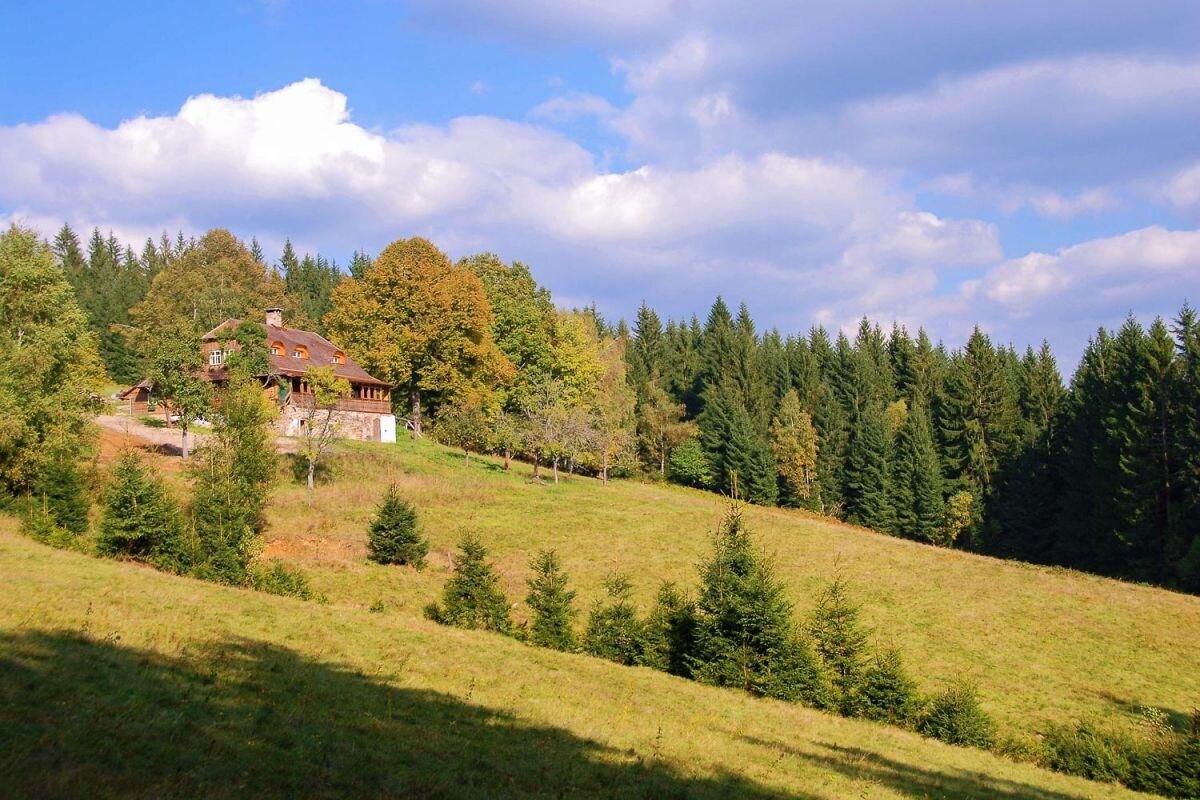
[{"xmin": 1, "ymin": 77, "xmax": 1195, "ymax": 365}]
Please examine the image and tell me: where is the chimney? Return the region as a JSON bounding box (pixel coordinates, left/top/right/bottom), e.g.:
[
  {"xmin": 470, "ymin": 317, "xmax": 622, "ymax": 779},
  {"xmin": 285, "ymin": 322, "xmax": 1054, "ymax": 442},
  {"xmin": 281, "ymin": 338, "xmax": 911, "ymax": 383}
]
[{"xmin": 265, "ymin": 308, "xmax": 283, "ymax": 328}]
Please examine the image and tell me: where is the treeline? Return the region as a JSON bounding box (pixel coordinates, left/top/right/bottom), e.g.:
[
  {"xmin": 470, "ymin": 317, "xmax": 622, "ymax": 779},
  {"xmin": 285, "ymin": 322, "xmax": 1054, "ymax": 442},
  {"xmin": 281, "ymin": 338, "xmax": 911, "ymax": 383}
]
[{"xmin": 40, "ymin": 223, "xmax": 1200, "ymax": 593}]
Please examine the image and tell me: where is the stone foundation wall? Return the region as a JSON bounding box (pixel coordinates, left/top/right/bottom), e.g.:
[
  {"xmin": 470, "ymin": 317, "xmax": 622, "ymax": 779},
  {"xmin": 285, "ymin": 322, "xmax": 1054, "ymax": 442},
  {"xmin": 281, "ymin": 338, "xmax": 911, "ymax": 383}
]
[{"xmin": 279, "ymin": 403, "xmax": 395, "ymax": 443}]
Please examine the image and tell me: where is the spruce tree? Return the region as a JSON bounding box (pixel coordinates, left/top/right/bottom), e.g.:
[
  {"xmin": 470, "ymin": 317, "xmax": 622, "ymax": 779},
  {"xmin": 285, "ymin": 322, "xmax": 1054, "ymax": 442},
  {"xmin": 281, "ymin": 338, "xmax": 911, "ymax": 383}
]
[
  {"xmin": 641, "ymin": 582, "xmax": 697, "ymax": 677},
  {"xmin": 583, "ymin": 574, "xmax": 647, "ymax": 666},
  {"xmin": 889, "ymin": 403, "xmax": 946, "ymax": 544},
  {"xmin": 424, "ymin": 534, "xmax": 513, "ymax": 633},
  {"xmin": 700, "ymin": 381, "xmax": 777, "ymax": 504},
  {"xmin": 807, "ymin": 578, "xmax": 870, "ymax": 715},
  {"xmin": 32, "ymin": 458, "xmax": 90, "ymax": 536},
  {"xmin": 844, "ymin": 400, "xmax": 894, "ymax": 532},
  {"xmin": 691, "ymin": 506, "xmax": 831, "ymax": 706},
  {"xmin": 525, "ymin": 549, "xmax": 577, "ymax": 650},
  {"xmin": 367, "ymin": 485, "xmax": 428, "ymax": 567},
  {"xmin": 97, "ymin": 451, "xmax": 186, "ymax": 570},
  {"xmin": 859, "ymin": 648, "xmax": 922, "ymax": 726}
]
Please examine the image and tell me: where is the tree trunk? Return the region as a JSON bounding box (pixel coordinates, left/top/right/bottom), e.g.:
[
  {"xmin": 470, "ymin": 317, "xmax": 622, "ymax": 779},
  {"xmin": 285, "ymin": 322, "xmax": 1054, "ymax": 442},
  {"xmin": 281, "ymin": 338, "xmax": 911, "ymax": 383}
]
[
  {"xmin": 181, "ymin": 422, "xmax": 189, "ymax": 460},
  {"xmin": 602, "ymin": 451, "xmax": 609, "ymax": 486},
  {"xmin": 307, "ymin": 459, "xmax": 315, "ymax": 492},
  {"xmin": 552, "ymin": 456, "xmax": 559, "ymax": 484},
  {"xmin": 503, "ymin": 448, "xmax": 511, "ymax": 471},
  {"xmin": 409, "ymin": 389, "xmax": 422, "ymax": 439},
  {"xmin": 533, "ymin": 454, "xmax": 540, "ymax": 479},
  {"xmin": 464, "ymin": 448, "xmax": 469, "ymax": 465}
]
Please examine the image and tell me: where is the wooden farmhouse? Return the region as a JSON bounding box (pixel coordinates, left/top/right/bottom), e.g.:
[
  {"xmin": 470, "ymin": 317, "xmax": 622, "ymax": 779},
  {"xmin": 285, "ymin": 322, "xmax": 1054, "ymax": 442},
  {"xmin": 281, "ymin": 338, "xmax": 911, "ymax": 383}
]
[{"xmin": 125, "ymin": 309, "xmax": 397, "ymax": 443}]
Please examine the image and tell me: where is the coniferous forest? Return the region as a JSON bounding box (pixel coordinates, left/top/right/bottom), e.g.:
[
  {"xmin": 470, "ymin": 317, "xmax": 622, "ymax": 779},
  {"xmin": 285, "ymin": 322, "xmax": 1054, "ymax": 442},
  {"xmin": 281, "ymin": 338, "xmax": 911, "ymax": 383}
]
[{"xmin": 46, "ymin": 222, "xmax": 1200, "ymax": 595}]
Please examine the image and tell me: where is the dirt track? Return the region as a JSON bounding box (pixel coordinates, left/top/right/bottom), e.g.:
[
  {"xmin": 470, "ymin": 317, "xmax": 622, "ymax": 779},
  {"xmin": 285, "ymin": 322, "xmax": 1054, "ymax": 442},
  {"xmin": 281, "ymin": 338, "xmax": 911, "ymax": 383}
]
[{"xmin": 95, "ymin": 414, "xmax": 297, "ymax": 455}]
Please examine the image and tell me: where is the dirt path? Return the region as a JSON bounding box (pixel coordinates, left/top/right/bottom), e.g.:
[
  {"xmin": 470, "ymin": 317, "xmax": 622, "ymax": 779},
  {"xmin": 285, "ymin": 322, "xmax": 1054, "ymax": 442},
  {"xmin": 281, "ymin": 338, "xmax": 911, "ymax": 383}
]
[{"xmin": 96, "ymin": 414, "xmax": 297, "ymax": 455}]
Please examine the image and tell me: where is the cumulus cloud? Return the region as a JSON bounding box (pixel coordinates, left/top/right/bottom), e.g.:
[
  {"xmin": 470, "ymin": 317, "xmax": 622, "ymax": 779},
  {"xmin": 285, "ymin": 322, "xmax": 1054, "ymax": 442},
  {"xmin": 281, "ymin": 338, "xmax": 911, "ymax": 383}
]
[{"xmin": 1, "ymin": 76, "xmax": 1195, "ymax": 364}]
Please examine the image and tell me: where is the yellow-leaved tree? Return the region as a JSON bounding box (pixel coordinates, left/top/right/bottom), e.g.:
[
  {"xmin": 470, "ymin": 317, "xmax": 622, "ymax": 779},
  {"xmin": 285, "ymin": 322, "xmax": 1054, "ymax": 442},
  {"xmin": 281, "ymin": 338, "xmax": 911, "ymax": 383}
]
[{"xmin": 324, "ymin": 237, "xmax": 512, "ymax": 438}]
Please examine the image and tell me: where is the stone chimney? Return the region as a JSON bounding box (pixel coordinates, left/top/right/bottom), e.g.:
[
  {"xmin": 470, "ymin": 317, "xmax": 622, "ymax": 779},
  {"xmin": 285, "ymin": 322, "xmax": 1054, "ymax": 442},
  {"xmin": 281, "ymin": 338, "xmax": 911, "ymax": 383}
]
[{"xmin": 265, "ymin": 308, "xmax": 283, "ymax": 328}]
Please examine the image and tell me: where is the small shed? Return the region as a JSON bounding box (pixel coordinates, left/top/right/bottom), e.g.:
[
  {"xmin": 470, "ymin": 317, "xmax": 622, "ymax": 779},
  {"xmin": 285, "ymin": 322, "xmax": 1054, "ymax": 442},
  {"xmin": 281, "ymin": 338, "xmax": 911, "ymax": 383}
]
[{"xmin": 119, "ymin": 379, "xmax": 153, "ymax": 414}]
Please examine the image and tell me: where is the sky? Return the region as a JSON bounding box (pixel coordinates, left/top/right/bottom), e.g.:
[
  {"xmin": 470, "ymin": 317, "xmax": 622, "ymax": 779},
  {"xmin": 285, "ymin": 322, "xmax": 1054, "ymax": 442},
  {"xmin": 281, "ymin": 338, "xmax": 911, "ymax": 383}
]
[{"xmin": 1, "ymin": 0, "xmax": 1198, "ymax": 368}]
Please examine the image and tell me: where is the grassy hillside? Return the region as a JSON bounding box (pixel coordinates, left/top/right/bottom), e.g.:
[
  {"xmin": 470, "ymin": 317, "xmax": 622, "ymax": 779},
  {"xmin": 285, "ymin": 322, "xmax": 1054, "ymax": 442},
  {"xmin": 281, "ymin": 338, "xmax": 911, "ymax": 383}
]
[
  {"xmin": 0, "ymin": 520, "xmax": 1154, "ymax": 799},
  {"xmin": 250, "ymin": 434, "xmax": 1198, "ymax": 745}
]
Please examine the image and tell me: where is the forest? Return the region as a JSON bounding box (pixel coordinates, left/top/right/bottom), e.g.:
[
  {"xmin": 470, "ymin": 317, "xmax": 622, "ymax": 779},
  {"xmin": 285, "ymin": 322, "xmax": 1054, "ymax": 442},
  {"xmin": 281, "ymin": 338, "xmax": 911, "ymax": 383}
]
[{"xmin": 34, "ymin": 222, "xmax": 1200, "ymax": 595}]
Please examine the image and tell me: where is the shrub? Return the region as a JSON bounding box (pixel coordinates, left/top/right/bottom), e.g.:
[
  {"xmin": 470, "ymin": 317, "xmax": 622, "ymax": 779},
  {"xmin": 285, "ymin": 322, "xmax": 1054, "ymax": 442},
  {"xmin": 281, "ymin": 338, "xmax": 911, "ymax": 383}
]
[
  {"xmin": 1042, "ymin": 722, "xmax": 1135, "ymax": 785},
  {"xmin": 583, "ymin": 574, "xmax": 647, "ymax": 666},
  {"xmin": 858, "ymin": 649, "xmax": 922, "ymax": 726},
  {"xmin": 19, "ymin": 499, "xmax": 77, "ymax": 549},
  {"xmin": 32, "ymin": 458, "xmax": 90, "ymax": 536},
  {"xmin": 917, "ymin": 681, "xmax": 996, "ymax": 748},
  {"xmin": 808, "ymin": 577, "xmax": 869, "ymax": 716},
  {"xmin": 97, "ymin": 451, "xmax": 187, "ymax": 570},
  {"xmin": 367, "ymin": 485, "xmax": 428, "ymax": 568},
  {"xmin": 1043, "ymin": 714, "xmax": 1200, "ymax": 799},
  {"xmin": 525, "ymin": 549, "xmax": 577, "ymax": 651},
  {"xmin": 668, "ymin": 438, "xmax": 714, "ymax": 488},
  {"xmin": 424, "ymin": 534, "xmax": 513, "ymax": 634},
  {"xmin": 250, "ymin": 559, "xmax": 317, "ymax": 601},
  {"xmin": 691, "ymin": 506, "xmax": 831, "ymax": 707},
  {"xmin": 641, "ymin": 582, "xmax": 697, "ymax": 677}
]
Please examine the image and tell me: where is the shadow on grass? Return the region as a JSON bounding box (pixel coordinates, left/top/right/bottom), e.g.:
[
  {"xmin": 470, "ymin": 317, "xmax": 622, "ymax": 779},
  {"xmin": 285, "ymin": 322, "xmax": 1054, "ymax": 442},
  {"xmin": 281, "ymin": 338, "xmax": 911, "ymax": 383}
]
[
  {"xmin": 1098, "ymin": 690, "xmax": 1198, "ymax": 734},
  {"xmin": 738, "ymin": 737, "xmax": 1095, "ymax": 800},
  {"xmin": 0, "ymin": 630, "xmax": 803, "ymax": 799}
]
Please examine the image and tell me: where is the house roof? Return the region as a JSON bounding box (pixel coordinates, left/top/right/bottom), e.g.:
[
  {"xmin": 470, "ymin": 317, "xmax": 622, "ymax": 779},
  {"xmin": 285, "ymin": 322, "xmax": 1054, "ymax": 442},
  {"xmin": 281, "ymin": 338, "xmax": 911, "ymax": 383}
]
[
  {"xmin": 119, "ymin": 378, "xmax": 153, "ymax": 398},
  {"xmin": 203, "ymin": 319, "xmax": 389, "ymax": 387}
]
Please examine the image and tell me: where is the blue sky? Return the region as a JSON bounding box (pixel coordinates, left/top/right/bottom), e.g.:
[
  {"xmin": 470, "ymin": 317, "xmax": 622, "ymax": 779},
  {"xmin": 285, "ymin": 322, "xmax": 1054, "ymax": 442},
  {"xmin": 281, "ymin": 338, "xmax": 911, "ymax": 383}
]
[{"xmin": 2, "ymin": 0, "xmax": 1198, "ymax": 366}]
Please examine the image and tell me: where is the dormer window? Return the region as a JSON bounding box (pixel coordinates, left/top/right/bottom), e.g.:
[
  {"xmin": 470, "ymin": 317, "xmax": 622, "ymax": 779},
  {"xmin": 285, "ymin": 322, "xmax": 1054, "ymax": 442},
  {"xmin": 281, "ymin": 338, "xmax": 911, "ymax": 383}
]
[
  {"xmin": 209, "ymin": 350, "xmax": 224, "ymax": 366},
  {"xmin": 292, "ymin": 345, "xmax": 309, "ymax": 359},
  {"xmin": 270, "ymin": 341, "xmax": 284, "ymax": 356},
  {"xmin": 331, "ymin": 351, "xmax": 345, "ymax": 365}
]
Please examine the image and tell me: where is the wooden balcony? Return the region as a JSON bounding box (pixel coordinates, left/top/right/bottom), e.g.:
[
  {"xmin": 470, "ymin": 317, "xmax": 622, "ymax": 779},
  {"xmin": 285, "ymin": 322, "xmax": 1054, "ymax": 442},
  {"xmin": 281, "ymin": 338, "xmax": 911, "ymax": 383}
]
[{"xmin": 289, "ymin": 394, "xmax": 392, "ymax": 415}]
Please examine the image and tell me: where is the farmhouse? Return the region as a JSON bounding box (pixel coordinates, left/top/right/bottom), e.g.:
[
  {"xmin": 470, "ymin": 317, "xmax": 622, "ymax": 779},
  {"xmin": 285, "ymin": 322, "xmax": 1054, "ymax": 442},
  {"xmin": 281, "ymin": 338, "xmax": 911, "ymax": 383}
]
[
  {"xmin": 203, "ymin": 308, "xmax": 396, "ymax": 443},
  {"xmin": 127, "ymin": 309, "xmax": 396, "ymax": 443}
]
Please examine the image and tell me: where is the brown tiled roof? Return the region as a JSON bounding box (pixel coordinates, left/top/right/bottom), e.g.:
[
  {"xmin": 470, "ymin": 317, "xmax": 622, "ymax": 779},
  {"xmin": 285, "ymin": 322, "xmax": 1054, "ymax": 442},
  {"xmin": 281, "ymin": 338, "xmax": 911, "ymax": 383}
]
[{"xmin": 204, "ymin": 319, "xmax": 389, "ymax": 387}]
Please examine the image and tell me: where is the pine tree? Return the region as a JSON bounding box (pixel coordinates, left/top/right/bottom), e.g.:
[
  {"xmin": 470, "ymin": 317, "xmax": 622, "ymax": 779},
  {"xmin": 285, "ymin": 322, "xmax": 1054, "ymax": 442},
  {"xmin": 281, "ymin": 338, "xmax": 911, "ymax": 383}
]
[
  {"xmin": 189, "ymin": 374, "xmax": 277, "ymax": 585},
  {"xmin": 32, "ymin": 458, "xmax": 90, "ymax": 536},
  {"xmin": 859, "ymin": 648, "xmax": 922, "ymax": 726},
  {"xmin": 699, "ymin": 380, "xmax": 777, "ymax": 504},
  {"xmin": 367, "ymin": 485, "xmax": 428, "ymax": 567},
  {"xmin": 889, "ymin": 403, "xmax": 946, "ymax": 544},
  {"xmin": 807, "ymin": 578, "xmax": 870, "ymax": 715},
  {"xmin": 844, "ymin": 400, "xmax": 894, "ymax": 532},
  {"xmin": 98, "ymin": 450, "xmax": 187, "ymax": 568},
  {"xmin": 583, "ymin": 574, "xmax": 646, "ymax": 665},
  {"xmin": 525, "ymin": 549, "xmax": 577, "ymax": 650},
  {"xmin": 424, "ymin": 534, "xmax": 513, "ymax": 633},
  {"xmin": 641, "ymin": 582, "xmax": 697, "ymax": 677},
  {"xmin": 691, "ymin": 506, "xmax": 831, "ymax": 706}
]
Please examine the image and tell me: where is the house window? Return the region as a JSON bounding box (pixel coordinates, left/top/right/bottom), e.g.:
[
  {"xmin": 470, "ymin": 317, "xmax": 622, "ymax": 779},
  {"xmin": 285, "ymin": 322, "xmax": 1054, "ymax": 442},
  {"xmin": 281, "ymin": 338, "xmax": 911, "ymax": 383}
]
[
  {"xmin": 292, "ymin": 346, "xmax": 308, "ymax": 359},
  {"xmin": 331, "ymin": 351, "xmax": 345, "ymax": 365},
  {"xmin": 209, "ymin": 350, "xmax": 224, "ymax": 366},
  {"xmin": 270, "ymin": 342, "xmax": 284, "ymax": 356}
]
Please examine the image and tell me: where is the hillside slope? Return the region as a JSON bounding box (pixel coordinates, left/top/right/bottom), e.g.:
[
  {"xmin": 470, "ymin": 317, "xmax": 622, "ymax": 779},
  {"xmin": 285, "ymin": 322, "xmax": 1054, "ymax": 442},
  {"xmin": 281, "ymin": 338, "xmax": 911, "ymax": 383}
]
[
  {"xmin": 244, "ymin": 433, "xmax": 1200, "ymax": 744},
  {"xmin": 0, "ymin": 522, "xmax": 1153, "ymax": 799}
]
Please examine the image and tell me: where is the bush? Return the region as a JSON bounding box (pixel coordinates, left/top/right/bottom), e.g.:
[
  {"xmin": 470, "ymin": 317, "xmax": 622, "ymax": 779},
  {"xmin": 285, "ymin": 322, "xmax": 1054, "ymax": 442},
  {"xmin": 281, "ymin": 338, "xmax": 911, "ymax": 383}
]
[
  {"xmin": 250, "ymin": 559, "xmax": 317, "ymax": 601},
  {"xmin": 32, "ymin": 458, "xmax": 90, "ymax": 536},
  {"xmin": 424, "ymin": 534, "xmax": 513, "ymax": 633},
  {"xmin": 917, "ymin": 681, "xmax": 996, "ymax": 748},
  {"xmin": 525, "ymin": 549, "xmax": 577, "ymax": 651},
  {"xmin": 1043, "ymin": 714, "xmax": 1200, "ymax": 799},
  {"xmin": 691, "ymin": 506, "xmax": 831, "ymax": 707},
  {"xmin": 858, "ymin": 649, "xmax": 922, "ymax": 726},
  {"xmin": 641, "ymin": 582, "xmax": 697, "ymax": 677},
  {"xmin": 367, "ymin": 485, "xmax": 428, "ymax": 567},
  {"xmin": 668, "ymin": 438, "xmax": 714, "ymax": 488},
  {"xmin": 19, "ymin": 499, "xmax": 78, "ymax": 549},
  {"xmin": 1042, "ymin": 722, "xmax": 1135, "ymax": 785},
  {"xmin": 583, "ymin": 574, "xmax": 647, "ymax": 666},
  {"xmin": 808, "ymin": 578, "xmax": 869, "ymax": 716},
  {"xmin": 97, "ymin": 451, "xmax": 187, "ymax": 570}
]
